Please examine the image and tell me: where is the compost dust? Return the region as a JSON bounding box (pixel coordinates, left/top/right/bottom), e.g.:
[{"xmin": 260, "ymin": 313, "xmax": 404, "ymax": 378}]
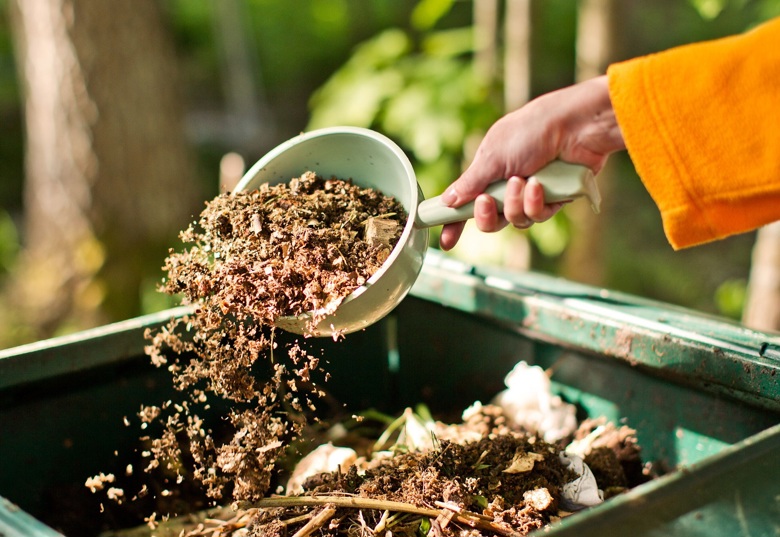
[{"xmin": 93, "ymin": 171, "xmax": 645, "ymax": 537}]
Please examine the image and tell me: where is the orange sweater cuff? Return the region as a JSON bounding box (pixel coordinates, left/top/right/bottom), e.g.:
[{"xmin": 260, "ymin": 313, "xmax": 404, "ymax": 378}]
[{"xmin": 608, "ymin": 18, "xmax": 780, "ymax": 250}]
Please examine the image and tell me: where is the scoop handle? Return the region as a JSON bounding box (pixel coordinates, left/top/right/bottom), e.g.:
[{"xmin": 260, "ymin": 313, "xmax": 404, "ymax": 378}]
[{"xmin": 415, "ymin": 161, "xmax": 600, "ymax": 229}]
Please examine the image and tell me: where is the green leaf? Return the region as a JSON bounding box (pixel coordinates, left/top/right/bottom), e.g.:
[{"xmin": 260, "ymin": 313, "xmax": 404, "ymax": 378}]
[
  {"xmin": 689, "ymin": 0, "xmax": 730, "ymax": 19},
  {"xmin": 308, "ymin": 71, "xmax": 404, "ymax": 129},
  {"xmin": 411, "ymin": 0, "xmax": 455, "ymax": 30},
  {"xmin": 414, "ymin": 403, "xmax": 435, "ymax": 424},
  {"xmin": 359, "ymin": 408, "xmax": 397, "ymax": 425},
  {"xmin": 307, "ymin": 29, "xmax": 409, "ymax": 129},
  {"xmin": 422, "ymin": 27, "xmax": 475, "ymax": 57},
  {"xmin": 418, "ymin": 516, "xmax": 432, "ymax": 537}
]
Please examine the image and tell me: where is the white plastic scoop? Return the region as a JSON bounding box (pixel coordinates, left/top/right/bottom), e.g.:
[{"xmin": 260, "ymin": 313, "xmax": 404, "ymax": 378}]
[{"xmin": 234, "ymin": 126, "xmax": 600, "ymax": 336}]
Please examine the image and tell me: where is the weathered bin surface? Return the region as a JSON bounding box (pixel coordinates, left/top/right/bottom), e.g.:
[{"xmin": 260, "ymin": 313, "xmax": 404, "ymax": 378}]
[{"xmin": 1, "ymin": 250, "xmax": 779, "ymax": 536}]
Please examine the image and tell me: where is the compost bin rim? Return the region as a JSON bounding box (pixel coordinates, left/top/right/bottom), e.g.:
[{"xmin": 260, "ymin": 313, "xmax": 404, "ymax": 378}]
[
  {"xmin": 530, "ymin": 421, "xmax": 780, "ymax": 536},
  {"xmin": 1, "ymin": 251, "xmax": 779, "ymax": 410},
  {"xmin": 410, "ymin": 250, "xmax": 780, "ymax": 412},
  {"xmin": 0, "ymin": 305, "xmax": 193, "ymax": 391}
]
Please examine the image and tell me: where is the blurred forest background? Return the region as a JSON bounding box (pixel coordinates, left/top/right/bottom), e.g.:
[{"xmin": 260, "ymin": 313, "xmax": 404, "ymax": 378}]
[{"xmin": 0, "ymin": 0, "xmax": 779, "ymax": 348}]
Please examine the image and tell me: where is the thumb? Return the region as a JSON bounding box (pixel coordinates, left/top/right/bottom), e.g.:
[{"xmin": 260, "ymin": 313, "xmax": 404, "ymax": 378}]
[{"xmin": 442, "ymin": 158, "xmax": 503, "ymax": 208}]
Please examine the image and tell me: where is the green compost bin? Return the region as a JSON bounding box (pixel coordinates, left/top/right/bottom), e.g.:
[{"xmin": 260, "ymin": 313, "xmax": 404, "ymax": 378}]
[{"xmin": 1, "ymin": 249, "xmax": 779, "ymax": 536}]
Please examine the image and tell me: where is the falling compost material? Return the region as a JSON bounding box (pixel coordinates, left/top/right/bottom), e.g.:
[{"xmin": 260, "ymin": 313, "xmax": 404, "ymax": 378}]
[{"xmin": 138, "ymin": 172, "xmax": 406, "ymax": 503}]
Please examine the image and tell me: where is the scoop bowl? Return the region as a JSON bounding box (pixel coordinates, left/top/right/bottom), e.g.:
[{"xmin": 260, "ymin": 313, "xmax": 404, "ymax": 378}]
[{"xmin": 233, "ymin": 126, "xmax": 429, "ymax": 337}]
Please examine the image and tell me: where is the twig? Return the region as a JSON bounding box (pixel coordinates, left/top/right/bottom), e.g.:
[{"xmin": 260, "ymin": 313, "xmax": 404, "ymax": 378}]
[
  {"xmin": 418, "ymin": 499, "xmax": 525, "ymax": 537},
  {"xmin": 433, "ymin": 501, "xmax": 494, "ymax": 522},
  {"xmin": 255, "ymin": 496, "xmax": 524, "ymax": 537},
  {"xmin": 280, "ymin": 513, "xmax": 316, "ymax": 526},
  {"xmin": 291, "ymin": 506, "xmax": 337, "ymax": 537},
  {"xmin": 373, "ymin": 510, "xmax": 391, "ymax": 533},
  {"xmin": 361, "ymin": 212, "xmax": 397, "ymax": 223},
  {"xmin": 255, "ymin": 495, "xmax": 439, "ymax": 517}
]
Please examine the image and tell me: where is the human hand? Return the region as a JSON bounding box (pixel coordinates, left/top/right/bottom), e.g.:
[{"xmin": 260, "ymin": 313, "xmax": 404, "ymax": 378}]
[{"xmin": 439, "ymin": 75, "xmax": 625, "ymax": 251}]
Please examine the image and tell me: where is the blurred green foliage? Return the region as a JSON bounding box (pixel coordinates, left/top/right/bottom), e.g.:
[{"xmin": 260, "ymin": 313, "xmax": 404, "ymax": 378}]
[
  {"xmin": 0, "ymin": 0, "xmax": 779, "ymax": 339},
  {"xmin": 0, "ymin": 1, "xmax": 22, "ymax": 213},
  {"xmin": 528, "ymin": 213, "xmax": 570, "ymax": 258},
  {"xmin": 715, "ymin": 278, "xmax": 748, "ymax": 320},
  {"xmin": 307, "ymin": 24, "xmax": 499, "ymax": 198},
  {"xmin": 0, "ymin": 3, "xmax": 16, "ymax": 106},
  {"xmin": 0, "ymin": 209, "xmax": 18, "ymax": 273},
  {"xmin": 163, "ymin": 0, "xmax": 420, "ymax": 146},
  {"xmin": 689, "ymin": 0, "xmax": 780, "ymax": 20},
  {"xmin": 305, "ymin": 0, "xmax": 502, "ymax": 251}
]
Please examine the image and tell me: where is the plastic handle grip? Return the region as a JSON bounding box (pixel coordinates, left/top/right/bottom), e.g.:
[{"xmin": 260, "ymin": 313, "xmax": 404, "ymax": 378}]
[{"xmin": 414, "ymin": 161, "xmax": 600, "ymax": 229}]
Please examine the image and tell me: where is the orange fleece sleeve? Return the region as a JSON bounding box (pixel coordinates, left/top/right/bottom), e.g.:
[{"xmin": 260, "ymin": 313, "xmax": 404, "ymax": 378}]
[{"xmin": 607, "ymin": 18, "xmax": 780, "ymax": 250}]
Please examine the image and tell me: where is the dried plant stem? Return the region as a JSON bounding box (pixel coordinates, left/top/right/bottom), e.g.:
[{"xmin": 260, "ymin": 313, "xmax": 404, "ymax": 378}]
[
  {"xmin": 291, "ymin": 506, "xmax": 338, "ymax": 537},
  {"xmin": 280, "ymin": 512, "xmax": 315, "ymax": 526},
  {"xmin": 256, "ymin": 495, "xmax": 439, "ymax": 517},
  {"xmin": 254, "ymin": 496, "xmax": 522, "ymax": 537},
  {"xmin": 373, "ymin": 509, "xmax": 391, "ymax": 533}
]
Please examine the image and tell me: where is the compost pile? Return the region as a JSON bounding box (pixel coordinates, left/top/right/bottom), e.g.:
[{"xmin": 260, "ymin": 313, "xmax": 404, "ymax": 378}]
[
  {"xmin": 191, "ymin": 408, "xmax": 644, "ymax": 537},
  {"xmin": 106, "ymin": 401, "xmax": 644, "ymax": 537},
  {"xmin": 95, "ymin": 171, "xmax": 648, "ymax": 537}
]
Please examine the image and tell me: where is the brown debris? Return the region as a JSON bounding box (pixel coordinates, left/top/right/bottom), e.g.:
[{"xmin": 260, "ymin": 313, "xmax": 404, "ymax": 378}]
[
  {"xmin": 105, "ymin": 405, "xmax": 644, "ymax": 537},
  {"xmin": 161, "ymin": 171, "xmax": 406, "ymax": 329},
  {"xmin": 135, "ymin": 172, "xmax": 406, "ymax": 504},
  {"xmin": 569, "ymin": 417, "xmax": 647, "ymax": 489}
]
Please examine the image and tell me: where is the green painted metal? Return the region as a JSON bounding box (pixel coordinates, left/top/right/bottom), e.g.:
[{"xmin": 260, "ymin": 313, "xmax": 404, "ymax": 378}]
[
  {"xmin": 0, "ymin": 306, "xmax": 192, "ymax": 390},
  {"xmin": 0, "ymin": 249, "xmax": 778, "ymax": 536},
  {"xmin": 0, "ymin": 497, "xmax": 63, "ymax": 537},
  {"xmin": 545, "ymin": 423, "xmax": 780, "ymax": 536},
  {"xmin": 390, "ymin": 294, "xmax": 778, "ymax": 469},
  {"xmin": 411, "ymin": 250, "xmax": 780, "ymax": 412}
]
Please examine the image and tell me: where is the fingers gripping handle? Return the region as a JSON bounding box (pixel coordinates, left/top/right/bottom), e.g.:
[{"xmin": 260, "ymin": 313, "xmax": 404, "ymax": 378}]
[{"xmin": 414, "ymin": 161, "xmax": 601, "ymax": 229}]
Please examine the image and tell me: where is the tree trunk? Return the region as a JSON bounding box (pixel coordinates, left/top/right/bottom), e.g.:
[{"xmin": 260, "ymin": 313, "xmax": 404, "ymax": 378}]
[
  {"xmin": 7, "ymin": 0, "xmax": 203, "ymax": 341},
  {"xmin": 560, "ymin": 0, "xmax": 619, "ymax": 285},
  {"xmin": 503, "ymin": 0, "xmax": 531, "ymax": 112},
  {"xmin": 211, "ymin": 0, "xmax": 275, "ymax": 156},
  {"xmin": 473, "ymin": 0, "xmax": 499, "ymax": 85},
  {"xmin": 742, "ymin": 222, "xmax": 780, "ymax": 332}
]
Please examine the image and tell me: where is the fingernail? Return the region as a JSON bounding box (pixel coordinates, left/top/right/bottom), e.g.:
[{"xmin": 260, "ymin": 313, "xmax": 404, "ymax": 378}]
[
  {"xmin": 526, "ymin": 177, "xmax": 542, "ymax": 201},
  {"xmin": 441, "ymin": 187, "xmax": 458, "ymax": 206},
  {"xmin": 506, "ymin": 176, "xmax": 524, "ymax": 197},
  {"xmin": 476, "ymin": 195, "xmax": 492, "ymax": 217},
  {"xmin": 512, "ymin": 214, "xmax": 532, "ymax": 229}
]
